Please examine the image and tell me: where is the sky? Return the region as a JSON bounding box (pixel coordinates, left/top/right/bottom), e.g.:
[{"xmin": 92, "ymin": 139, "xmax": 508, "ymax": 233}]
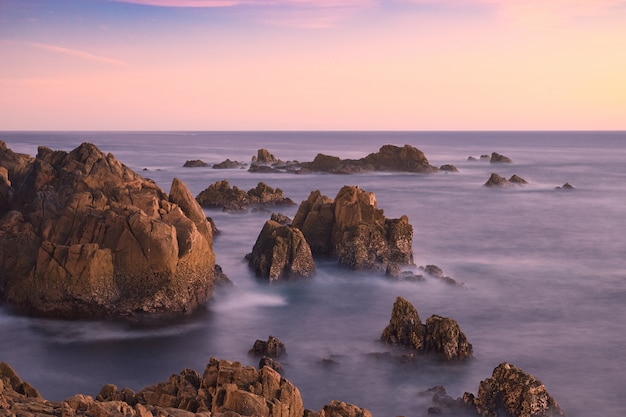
[{"xmin": 1, "ymin": 0, "xmax": 625, "ymax": 130}]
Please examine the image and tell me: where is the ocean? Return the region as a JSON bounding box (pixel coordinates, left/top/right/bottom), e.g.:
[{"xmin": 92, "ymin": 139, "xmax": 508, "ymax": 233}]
[{"xmin": 0, "ymin": 131, "xmax": 625, "ymax": 417}]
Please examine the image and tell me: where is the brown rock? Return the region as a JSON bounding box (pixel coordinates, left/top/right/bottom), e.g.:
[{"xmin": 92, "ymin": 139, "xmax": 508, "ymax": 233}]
[
  {"xmin": 0, "ymin": 142, "xmax": 215, "ymax": 318},
  {"xmin": 439, "ymin": 164, "xmax": 459, "ymax": 172},
  {"xmin": 490, "ymin": 152, "xmax": 513, "ymax": 163},
  {"xmin": 196, "ymin": 180, "xmax": 294, "ymax": 211},
  {"xmin": 381, "ymin": 296, "xmax": 425, "ymax": 349},
  {"xmin": 484, "ymin": 173, "xmax": 528, "ymax": 187},
  {"xmin": 247, "ymin": 220, "xmax": 316, "ymax": 281},
  {"xmin": 466, "ymin": 362, "xmax": 564, "ymax": 417},
  {"xmin": 424, "ymin": 315, "xmax": 473, "ymax": 360},
  {"xmin": 249, "ymin": 336, "xmax": 287, "ymax": 358},
  {"xmin": 183, "ymin": 159, "xmax": 209, "ymax": 167},
  {"xmin": 291, "ymin": 190, "xmax": 335, "ymax": 255}
]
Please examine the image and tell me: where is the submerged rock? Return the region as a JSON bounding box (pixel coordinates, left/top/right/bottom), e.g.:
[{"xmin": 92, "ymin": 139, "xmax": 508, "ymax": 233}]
[
  {"xmin": 0, "ymin": 142, "xmax": 215, "ymax": 318},
  {"xmin": 381, "ymin": 297, "xmax": 473, "ymax": 360},
  {"xmin": 292, "ymin": 186, "xmax": 413, "ymax": 271},
  {"xmin": 247, "ymin": 220, "xmax": 316, "ymax": 281},
  {"xmin": 464, "ymin": 362, "xmax": 564, "ymax": 417}
]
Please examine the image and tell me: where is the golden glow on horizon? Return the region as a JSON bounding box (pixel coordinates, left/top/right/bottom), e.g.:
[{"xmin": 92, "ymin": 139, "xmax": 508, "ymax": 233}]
[{"xmin": 1, "ymin": 0, "xmax": 625, "ymax": 130}]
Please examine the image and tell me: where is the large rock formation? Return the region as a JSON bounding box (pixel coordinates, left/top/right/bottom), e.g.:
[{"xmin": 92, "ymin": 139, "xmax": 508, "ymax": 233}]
[
  {"xmin": 484, "ymin": 173, "xmax": 528, "ymax": 187},
  {"xmin": 300, "ymin": 144, "xmax": 438, "ymax": 174},
  {"xmin": 381, "ymin": 297, "xmax": 473, "ymax": 360},
  {"xmin": 292, "ymin": 186, "xmax": 413, "ymax": 270},
  {"xmin": 490, "ymin": 152, "xmax": 513, "ymax": 163},
  {"xmin": 247, "ymin": 220, "xmax": 316, "ymax": 281},
  {"xmin": 196, "ymin": 180, "xmax": 295, "ymax": 211},
  {"xmin": 0, "ymin": 142, "xmax": 215, "ymax": 318},
  {"xmin": 464, "ymin": 362, "xmax": 564, "ymax": 417}
]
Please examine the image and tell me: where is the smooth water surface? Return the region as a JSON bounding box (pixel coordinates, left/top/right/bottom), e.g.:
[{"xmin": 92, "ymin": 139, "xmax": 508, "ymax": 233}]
[{"xmin": 1, "ymin": 131, "xmax": 625, "ymax": 416}]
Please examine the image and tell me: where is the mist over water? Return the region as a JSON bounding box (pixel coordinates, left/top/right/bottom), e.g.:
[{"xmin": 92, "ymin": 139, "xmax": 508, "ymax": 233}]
[{"xmin": 1, "ymin": 131, "xmax": 625, "ymax": 416}]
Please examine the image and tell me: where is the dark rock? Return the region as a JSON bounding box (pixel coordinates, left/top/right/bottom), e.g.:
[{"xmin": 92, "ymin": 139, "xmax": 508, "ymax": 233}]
[
  {"xmin": 556, "ymin": 182, "xmax": 574, "ymax": 190},
  {"xmin": 247, "ymin": 220, "xmax": 316, "ymax": 281},
  {"xmin": 490, "ymin": 152, "xmax": 513, "ymax": 163},
  {"xmin": 183, "ymin": 159, "xmax": 209, "ymax": 167},
  {"xmin": 381, "ymin": 297, "xmax": 472, "ymax": 360},
  {"xmin": 249, "ymin": 335, "xmax": 287, "ymax": 358},
  {"xmin": 212, "ymin": 158, "xmax": 247, "ymax": 169},
  {"xmin": 439, "ymin": 164, "xmax": 459, "ymax": 172},
  {"xmin": 300, "ymin": 144, "xmax": 438, "ymax": 174},
  {"xmin": 196, "ymin": 180, "xmax": 295, "ymax": 211},
  {"xmin": 467, "ymin": 156, "xmax": 479, "ymax": 161},
  {"xmin": 258, "ymin": 357, "xmax": 283, "ymax": 374},
  {"xmin": 480, "ymin": 154, "xmax": 490, "ymax": 160},
  {"xmin": 420, "ymin": 265, "xmax": 463, "ymax": 286},
  {"xmin": 484, "ymin": 173, "xmax": 528, "ymax": 187},
  {"xmin": 316, "ymin": 400, "xmax": 373, "ymax": 417},
  {"xmin": 385, "ymin": 263, "xmax": 425, "ymax": 282},
  {"xmin": 270, "ymin": 212, "xmax": 292, "ymax": 225},
  {"xmin": 214, "ymin": 264, "xmax": 233, "ymax": 286},
  {"xmin": 292, "ymin": 186, "xmax": 413, "ymax": 271},
  {"xmin": 0, "ymin": 142, "xmax": 215, "ymax": 318},
  {"xmin": 465, "ymin": 362, "xmax": 564, "ymax": 417},
  {"xmin": 253, "ymin": 148, "xmax": 278, "ymax": 165}
]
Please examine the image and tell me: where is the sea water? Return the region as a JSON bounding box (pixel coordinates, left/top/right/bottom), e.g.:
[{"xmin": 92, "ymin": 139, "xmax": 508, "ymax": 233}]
[{"xmin": 0, "ymin": 131, "xmax": 625, "ymax": 417}]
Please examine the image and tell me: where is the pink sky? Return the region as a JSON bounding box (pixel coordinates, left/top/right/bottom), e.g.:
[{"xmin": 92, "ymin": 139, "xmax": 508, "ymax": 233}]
[{"xmin": 0, "ymin": 0, "xmax": 625, "ymax": 130}]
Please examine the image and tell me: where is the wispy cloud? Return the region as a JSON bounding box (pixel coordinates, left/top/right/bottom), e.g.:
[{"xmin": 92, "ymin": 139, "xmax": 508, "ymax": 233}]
[{"xmin": 2, "ymin": 40, "xmax": 128, "ymax": 67}]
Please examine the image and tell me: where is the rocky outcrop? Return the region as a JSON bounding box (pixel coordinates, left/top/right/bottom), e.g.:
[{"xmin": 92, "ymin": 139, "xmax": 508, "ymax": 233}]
[
  {"xmin": 420, "ymin": 264, "xmax": 463, "ymax": 286},
  {"xmin": 464, "ymin": 362, "xmax": 564, "ymax": 417},
  {"xmin": 305, "ymin": 400, "xmax": 373, "ymax": 417},
  {"xmin": 183, "ymin": 159, "xmax": 209, "ymax": 167},
  {"xmin": 292, "ymin": 186, "xmax": 413, "ymax": 271},
  {"xmin": 213, "ymin": 159, "xmax": 247, "ymax": 169},
  {"xmin": 196, "ymin": 180, "xmax": 295, "ymax": 211},
  {"xmin": 249, "ymin": 336, "xmax": 287, "ymax": 358},
  {"xmin": 490, "ymin": 152, "xmax": 513, "ymax": 163},
  {"xmin": 247, "ymin": 220, "xmax": 315, "ymax": 281},
  {"xmin": 484, "ymin": 173, "xmax": 528, "ymax": 187},
  {"xmin": 439, "ymin": 164, "xmax": 459, "ymax": 172},
  {"xmin": 555, "ymin": 182, "xmax": 574, "ymax": 190},
  {"xmin": 300, "ymin": 144, "xmax": 438, "ymax": 174},
  {"xmin": 0, "ymin": 142, "xmax": 215, "ymax": 318},
  {"xmin": 381, "ymin": 297, "xmax": 472, "ymax": 360}
]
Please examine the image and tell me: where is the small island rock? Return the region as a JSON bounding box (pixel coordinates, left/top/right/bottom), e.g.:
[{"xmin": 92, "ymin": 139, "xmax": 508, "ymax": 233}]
[
  {"xmin": 183, "ymin": 159, "xmax": 209, "ymax": 167},
  {"xmin": 490, "ymin": 152, "xmax": 513, "ymax": 163}
]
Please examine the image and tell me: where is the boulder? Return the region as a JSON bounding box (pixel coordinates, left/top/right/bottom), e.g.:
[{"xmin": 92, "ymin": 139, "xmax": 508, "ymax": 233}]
[
  {"xmin": 420, "ymin": 264, "xmax": 463, "ymax": 286},
  {"xmin": 196, "ymin": 180, "xmax": 295, "ymax": 211},
  {"xmin": 292, "ymin": 186, "xmax": 413, "ymax": 271},
  {"xmin": 0, "ymin": 142, "xmax": 215, "ymax": 318},
  {"xmin": 439, "ymin": 164, "xmax": 459, "ymax": 172},
  {"xmin": 300, "ymin": 144, "xmax": 438, "ymax": 174},
  {"xmin": 464, "ymin": 362, "xmax": 564, "ymax": 417},
  {"xmin": 306, "ymin": 400, "xmax": 373, "ymax": 417},
  {"xmin": 183, "ymin": 159, "xmax": 209, "ymax": 167},
  {"xmin": 484, "ymin": 173, "xmax": 528, "ymax": 187},
  {"xmin": 247, "ymin": 220, "xmax": 316, "ymax": 281},
  {"xmin": 490, "ymin": 152, "xmax": 513, "ymax": 163},
  {"xmin": 249, "ymin": 335, "xmax": 287, "ymax": 358},
  {"xmin": 213, "ymin": 159, "xmax": 247, "ymax": 169},
  {"xmin": 381, "ymin": 297, "xmax": 472, "ymax": 360}
]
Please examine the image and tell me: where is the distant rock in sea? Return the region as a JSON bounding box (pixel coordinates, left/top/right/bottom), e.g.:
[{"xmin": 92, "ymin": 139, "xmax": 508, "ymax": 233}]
[
  {"xmin": 556, "ymin": 182, "xmax": 575, "ymax": 190},
  {"xmin": 0, "ymin": 141, "xmax": 216, "ymax": 318},
  {"xmin": 183, "ymin": 159, "xmax": 209, "ymax": 167},
  {"xmin": 212, "ymin": 158, "xmax": 247, "ymax": 169},
  {"xmin": 490, "ymin": 152, "xmax": 513, "ymax": 163},
  {"xmin": 439, "ymin": 164, "xmax": 459, "ymax": 172},
  {"xmin": 195, "ymin": 179, "xmax": 295, "ymax": 211},
  {"xmin": 484, "ymin": 173, "xmax": 528, "ymax": 187}
]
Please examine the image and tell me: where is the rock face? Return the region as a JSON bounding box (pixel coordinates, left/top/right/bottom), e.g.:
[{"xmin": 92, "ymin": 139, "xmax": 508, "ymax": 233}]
[
  {"xmin": 464, "ymin": 362, "xmax": 564, "ymax": 417},
  {"xmin": 249, "ymin": 336, "xmax": 287, "ymax": 358},
  {"xmin": 381, "ymin": 297, "xmax": 473, "ymax": 360},
  {"xmin": 0, "ymin": 142, "xmax": 215, "ymax": 318},
  {"xmin": 292, "ymin": 186, "xmax": 413, "ymax": 270},
  {"xmin": 196, "ymin": 180, "xmax": 295, "ymax": 211},
  {"xmin": 484, "ymin": 173, "xmax": 528, "ymax": 187},
  {"xmin": 301, "ymin": 144, "xmax": 438, "ymax": 174},
  {"xmin": 306, "ymin": 400, "xmax": 373, "ymax": 417},
  {"xmin": 490, "ymin": 152, "xmax": 513, "ymax": 163},
  {"xmin": 247, "ymin": 220, "xmax": 316, "ymax": 281}
]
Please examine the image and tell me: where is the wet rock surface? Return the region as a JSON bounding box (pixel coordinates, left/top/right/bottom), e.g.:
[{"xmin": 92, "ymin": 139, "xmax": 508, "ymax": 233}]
[{"xmin": 0, "ymin": 142, "xmax": 215, "ymax": 318}]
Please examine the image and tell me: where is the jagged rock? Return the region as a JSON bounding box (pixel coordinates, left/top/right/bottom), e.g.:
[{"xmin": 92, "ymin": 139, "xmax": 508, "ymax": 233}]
[
  {"xmin": 490, "ymin": 152, "xmax": 513, "ymax": 163},
  {"xmin": 0, "ymin": 142, "xmax": 215, "ymax": 318},
  {"xmin": 480, "ymin": 154, "xmax": 490, "ymax": 160},
  {"xmin": 196, "ymin": 180, "xmax": 295, "ymax": 211},
  {"xmin": 292, "ymin": 186, "xmax": 413, "ymax": 271},
  {"xmin": 464, "ymin": 362, "xmax": 564, "ymax": 417},
  {"xmin": 381, "ymin": 297, "xmax": 472, "ymax": 360},
  {"xmin": 468, "ymin": 156, "xmax": 479, "ymax": 161},
  {"xmin": 306, "ymin": 400, "xmax": 373, "ymax": 417},
  {"xmin": 270, "ymin": 213, "xmax": 292, "ymax": 226},
  {"xmin": 247, "ymin": 220, "xmax": 316, "ymax": 281},
  {"xmin": 385, "ymin": 263, "xmax": 425, "ymax": 282},
  {"xmin": 484, "ymin": 173, "xmax": 528, "ymax": 187},
  {"xmin": 253, "ymin": 149, "xmax": 278, "ymax": 165},
  {"xmin": 258, "ymin": 357, "xmax": 283, "ymax": 374},
  {"xmin": 439, "ymin": 164, "xmax": 459, "ymax": 172},
  {"xmin": 183, "ymin": 159, "xmax": 209, "ymax": 167},
  {"xmin": 249, "ymin": 336, "xmax": 287, "ymax": 358},
  {"xmin": 420, "ymin": 265, "xmax": 463, "ymax": 286},
  {"xmin": 214, "ymin": 264, "xmax": 233, "ymax": 286},
  {"xmin": 300, "ymin": 144, "xmax": 438, "ymax": 174},
  {"xmin": 213, "ymin": 159, "xmax": 247, "ymax": 169}
]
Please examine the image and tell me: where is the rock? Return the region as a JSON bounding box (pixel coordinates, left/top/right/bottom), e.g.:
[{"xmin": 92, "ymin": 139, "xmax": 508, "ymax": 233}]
[
  {"xmin": 300, "ymin": 144, "xmax": 438, "ymax": 174},
  {"xmin": 213, "ymin": 159, "xmax": 247, "ymax": 169},
  {"xmin": 556, "ymin": 182, "xmax": 574, "ymax": 190},
  {"xmin": 480, "ymin": 154, "xmax": 490, "ymax": 160},
  {"xmin": 249, "ymin": 335, "xmax": 287, "ymax": 358},
  {"xmin": 484, "ymin": 173, "xmax": 528, "ymax": 187},
  {"xmin": 292, "ymin": 186, "xmax": 413, "ymax": 271},
  {"xmin": 465, "ymin": 362, "xmax": 564, "ymax": 417},
  {"xmin": 467, "ymin": 156, "xmax": 479, "ymax": 161},
  {"xmin": 439, "ymin": 164, "xmax": 459, "ymax": 172},
  {"xmin": 270, "ymin": 213, "xmax": 292, "ymax": 226},
  {"xmin": 183, "ymin": 159, "xmax": 209, "ymax": 167},
  {"xmin": 214, "ymin": 264, "xmax": 233, "ymax": 286},
  {"xmin": 196, "ymin": 180, "xmax": 295, "ymax": 211},
  {"xmin": 247, "ymin": 220, "xmax": 316, "ymax": 281},
  {"xmin": 258, "ymin": 357, "xmax": 283, "ymax": 374},
  {"xmin": 420, "ymin": 265, "xmax": 463, "ymax": 286},
  {"xmin": 381, "ymin": 297, "xmax": 472, "ymax": 360},
  {"xmin": 0, "ymin": 142, "xmax": 215, "ymax": 318},
  {"xmin": 253, "ymin": 148, "xmax": 278, "ymax": 165},
  {"xmin": 312, "ymin": 400, "xmax": 373, "ymax": 417},
  {"xmin": 490, "ymin": 152, "xmax": 513, "ymax": 163}
]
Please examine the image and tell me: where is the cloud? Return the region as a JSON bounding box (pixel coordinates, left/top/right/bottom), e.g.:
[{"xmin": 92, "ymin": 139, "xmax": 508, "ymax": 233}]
[{"xmin": 2, "ymin": 40, "xmax": 128, "ymax": 67}]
